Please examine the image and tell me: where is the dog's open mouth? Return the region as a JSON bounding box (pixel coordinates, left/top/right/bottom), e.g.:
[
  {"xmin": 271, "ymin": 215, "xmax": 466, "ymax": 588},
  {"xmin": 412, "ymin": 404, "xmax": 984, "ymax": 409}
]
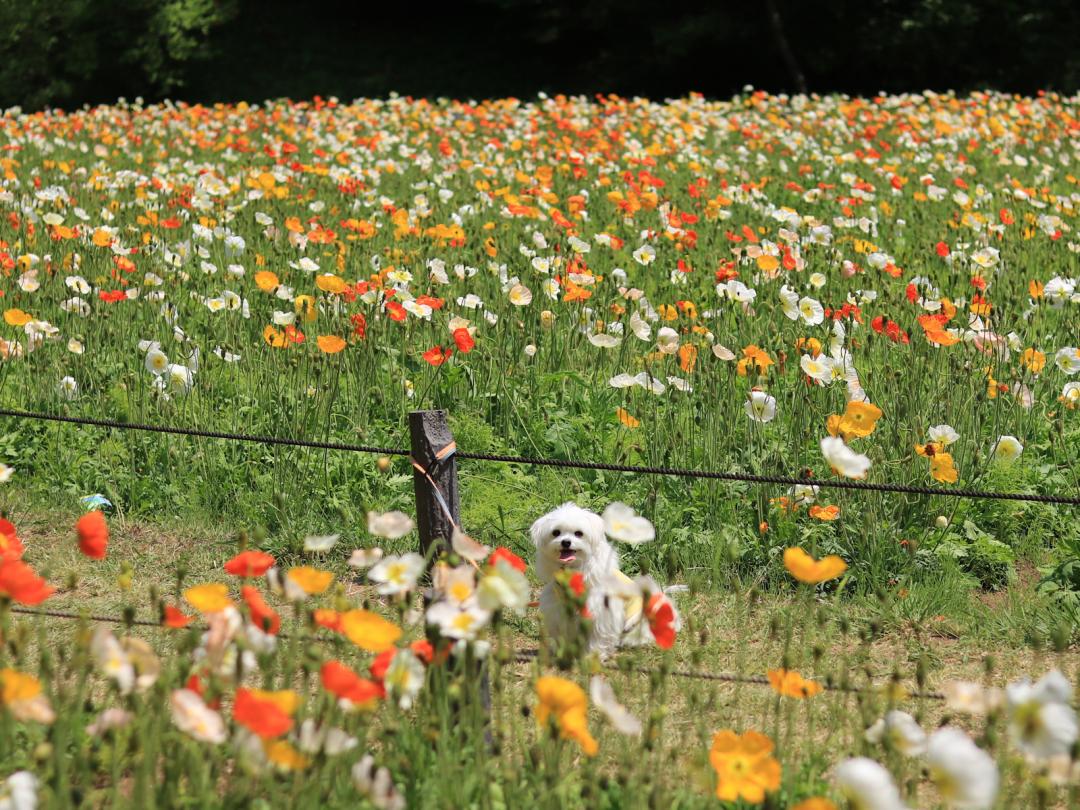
[{"xmin": 558, "ymin": 548, "xmax": 577, "ymax": 563}]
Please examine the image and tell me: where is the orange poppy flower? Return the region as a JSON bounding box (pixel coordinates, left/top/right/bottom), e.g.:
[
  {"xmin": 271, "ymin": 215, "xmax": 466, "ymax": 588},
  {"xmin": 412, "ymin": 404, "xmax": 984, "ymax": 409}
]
[
  {"xmin": 75, "ymin": 510, "xmax": 108, "ymax": 560},
  {"xmin": 808, "ymin": 504, "xmax": 840, "ymax": 521},
  {"xmin": 312, "ymin": 608, "xmax": 343, "ymax": 633},
  {"xmin": 224, "ymin": 550, "xmax": 275, "ymax": 578},
  {"xmin": 233, "ymin": 688, "xmax": 294, "ymax": 739},
  {"xmin": 792, "ymin": 799, "xmax": 837, "ymax": 810},
  {"xmin": 316, "ymin": 335, "xmax": 346, "ymax": 354},
  {"xmin": 783, "ymin": 547, "xmax": 847, "ymax": 585},
  {"xmin": 0, "ymin": 559, "xmax": 53, "ymax": 605},
  {"xmin": 320, "ymin": 661, "xmax": 383, "ymax": 707},
  {"xmin": 678, "ymin": 343, "xmax": 698, "ymax": 373},
  {"xmin": 616, "ymin": 407, "xmax": 640, "ymax": 428},
  {"xmin": 767, "ymin": 668, "xmax": 823, "ymax": 698},
  {"xmin": 241, "ymin": 585, "xmax": 280, "ymax": 635},
  {"xmin": 254, "ymin": 271, "xmax": 279, "ymax": 292}
]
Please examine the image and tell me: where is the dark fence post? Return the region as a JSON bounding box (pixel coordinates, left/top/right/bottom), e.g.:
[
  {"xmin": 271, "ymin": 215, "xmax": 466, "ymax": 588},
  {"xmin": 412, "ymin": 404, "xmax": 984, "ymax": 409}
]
[
  {"xmin": 408, "ymin": 409, "xmax": 492, "ymax": 739},
  {"xmin": 409, "ymin": 410, "xmax": 459, "ymax": 560}
]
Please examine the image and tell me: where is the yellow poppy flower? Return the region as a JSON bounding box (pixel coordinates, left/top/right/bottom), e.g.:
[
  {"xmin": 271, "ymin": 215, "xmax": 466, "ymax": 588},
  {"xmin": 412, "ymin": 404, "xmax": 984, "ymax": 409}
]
[
  {"xmin": 315, "ymin": 274, "xmax": 347, "ymax": 294},
  {"xmin": 3, "ymin": 309, "xmax": 32, "ymax": 327},
  {"xmin": 339, "ymin": 609, "xmax": 402, "ymax": 653},
  {"xmin": 837, "ymin": 401, "xmax": 882, "ymax": 439},
  {"xmin": 783, "ymin": 547, "xmax": 847, "ymax": 585},
  {"xmin": 286, "ymin": 566, "xmax": 334, "ymax": 595},
  {"xmin": 535, "ymin": 676, "xmax": 597, "ymax": 756},
  {"xmin": 930, "ymin": 452, "xmax": 959, "ymax": 484},
  {"xmin": 183, "ymin": 582, "xmax": 233, "ymax": 613},
  {"xmin": 264, "ymin": 739, "xmax": 310, "ymax": 771},
  {"xmin": 0, "ymin": 668, "xmax": 41, "ymax": 704},
  {"xmin": 709, "ymin": 729, "xmax": 781, "ymax": 803}
]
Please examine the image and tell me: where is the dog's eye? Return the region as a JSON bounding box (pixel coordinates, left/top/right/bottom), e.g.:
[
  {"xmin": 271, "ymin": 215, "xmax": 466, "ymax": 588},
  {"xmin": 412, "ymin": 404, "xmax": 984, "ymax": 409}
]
[
  {"xmin": 574, "ymin": 530, "xmax": 583, "ymax": 538},
  {"xmin": 551, "ymin": 529, "xmax": 560, "ymax": 537}
]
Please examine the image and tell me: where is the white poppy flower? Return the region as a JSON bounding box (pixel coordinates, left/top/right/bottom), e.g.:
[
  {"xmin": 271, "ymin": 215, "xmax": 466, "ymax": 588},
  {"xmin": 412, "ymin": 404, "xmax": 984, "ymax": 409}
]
[
  {"xmin": 366, "ymin": 511, "xmax": 415, "ymax": 539},
  {"xmin": 588, "ymin": 333, "xmax": 621, "ymax": 349},
  {"xmin": 928, "ymin": 424, "xmax": 960, "ymax": 446},
  {"xmin": 834, "ymin": 758, "xmax": 908, "ymax": 810},
  {"xmin": 590, "ymin": 676, "xmax": 642, "ymax": 736},
  {"xmin": 656, "ymin": 327, "xmax": 679, "ymax": 354},
  {"xmin": 303, "ymin": 534, "xmax": 340, "ymax": 553},
  {"xmin": 602, "ymin": 502, "xmax": 655, "ymax": 544},
  {"xmin": 745, "ymin": 391, "xmax": 777, "ymax": 423},
  {"xmin": 926, "ymin": 727, "xmax": 999, "ymax": 810},
  {"xmin": 368, "ymin": 553, "xmax": 426, "ymax": 596},
  {"xmin": 865, "ymin": 711, "xmax": 926, "ymax": 757},
  {"xmin": 1006, "ymin": 669, "xmax": 1078, "ymax": 759},
  {"xmin": 991, "ymin": 435, "xmax": 1023, "ymax": 462},
  {"xmin": 798, "ymin": 296, "xmax": 825, "ymax": 325},
  {"xmin": 821, "ymin": 436, "xmax": 872, "ymax": 479}
]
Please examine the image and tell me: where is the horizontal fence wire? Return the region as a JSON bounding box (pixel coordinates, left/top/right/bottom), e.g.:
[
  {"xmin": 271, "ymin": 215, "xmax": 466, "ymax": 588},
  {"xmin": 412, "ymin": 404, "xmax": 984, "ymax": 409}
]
[
  {"xmin": 1, "ymin": 407, "xmax": 1078, "ymax": 505},
  {"xmin": 8, "ymin": 606, "xmax": 943, "ymax": 699},
  {"xmin": 0, "ymin": 408, "xmax": 411, "ymax": 458}
]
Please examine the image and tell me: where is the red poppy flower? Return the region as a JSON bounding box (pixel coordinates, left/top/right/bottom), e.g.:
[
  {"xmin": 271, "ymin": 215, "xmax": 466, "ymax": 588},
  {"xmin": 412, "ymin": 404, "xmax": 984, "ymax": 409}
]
[
  {"xmin": 0, "ymin": 559, "xmax": 54, "ymax": 605},
  {"xmin": 241, "ymin": 585, "xmax": 280, "ymax": 635},
  {"xmin": 423, "ymin": 346, "xmax": 452, "ymax": 366},
  {"xmin": 488, "ymin": 547, "xmax": 527, "ymax": 573},
  {"xmin": 452, "ymin": 328, "xmax": 475, "ymax": 354},
  {"xmin": 224, "ymin": 550, "xmax": 275, "ymax": 578},
  {"xmin": 320, "ymin": 661, "xmax": 384, "ymax": 705},
  {"xmin": 233, "ymin": 688, "xmax": 293, "ymax": 738},
  {"xmin": 415, "ymin": 295, "xmax": 444, "ymax": 310},
  {"xmin": 0, "ymin": 518, "xmax": 24, "ymax": 561},
  {"xmin": 645, "ymin": 593, "xmax": 677, "ymax": 649},
  {"xmin": 163, "ymin": 604, "xmax": 194, "ymax": 629},
  {"xmin": 935, "ymin": 241, "xmax": 950, "ymax": 257},
  {"xmin": 370, "ymin": 639, "xmax": 436, "ymax": 683},
  {"xmin": 385, "ymin": 301, "xmax": 407, "ymax": 322},
  {"xmin": 75, "ymin": 510, "xmax": 108, "ymax": 560}
]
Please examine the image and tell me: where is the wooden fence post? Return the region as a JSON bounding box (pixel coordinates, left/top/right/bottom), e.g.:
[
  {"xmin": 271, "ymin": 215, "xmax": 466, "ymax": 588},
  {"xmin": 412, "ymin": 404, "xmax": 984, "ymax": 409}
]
[
  {"xmin": 409, "ymin": 410, "xmax": 460, "ymax": 561},
  {"xmin": 408, "ymin": 410, "xmax": 491, "ymax": 734}
]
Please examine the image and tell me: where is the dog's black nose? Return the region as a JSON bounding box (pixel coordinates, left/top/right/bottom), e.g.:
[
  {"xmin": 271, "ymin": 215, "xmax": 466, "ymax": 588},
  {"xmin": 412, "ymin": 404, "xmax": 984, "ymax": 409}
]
[{"xmin": 560, "ymin": 539, "xmax": 572, "ymax": 550}]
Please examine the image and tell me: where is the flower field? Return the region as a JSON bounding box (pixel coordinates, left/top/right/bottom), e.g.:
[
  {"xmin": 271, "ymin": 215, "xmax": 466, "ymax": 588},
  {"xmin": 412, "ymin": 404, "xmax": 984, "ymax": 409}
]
[{"xmin": 0, "ymin": 90, "xmax": 1077, "ymax": 807}]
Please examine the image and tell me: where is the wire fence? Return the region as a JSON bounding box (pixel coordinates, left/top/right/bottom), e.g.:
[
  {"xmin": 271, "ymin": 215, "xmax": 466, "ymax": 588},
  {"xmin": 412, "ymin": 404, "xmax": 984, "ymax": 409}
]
[
  {"xmin": 8, "ymin": 606, "xmax": 945, "ymax": 700},
  {"xmin": 2, "ymin": 407, "xmax": 1078, "ymax": 505}
]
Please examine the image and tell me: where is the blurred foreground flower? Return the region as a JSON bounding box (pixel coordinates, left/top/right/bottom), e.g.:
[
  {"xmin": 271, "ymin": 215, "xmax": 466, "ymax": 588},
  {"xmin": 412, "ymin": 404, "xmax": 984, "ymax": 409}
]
[
  {"xmin": 783, "ymin": 547, "xmax": 847, "ymax": 585},
  {"xmin": 536, "ymin": 676, "xmax": 598, "ymax": 756},
  {"xmin": 709, "ymin": 729, "xmax": 781, "ymax": 803}
]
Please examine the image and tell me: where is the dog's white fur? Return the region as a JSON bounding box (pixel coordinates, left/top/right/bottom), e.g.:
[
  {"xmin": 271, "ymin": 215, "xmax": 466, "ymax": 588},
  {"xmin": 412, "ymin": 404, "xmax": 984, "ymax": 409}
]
[{"xmin": 531, "ymin": 502, "xmax": 631, "ymax": 657}]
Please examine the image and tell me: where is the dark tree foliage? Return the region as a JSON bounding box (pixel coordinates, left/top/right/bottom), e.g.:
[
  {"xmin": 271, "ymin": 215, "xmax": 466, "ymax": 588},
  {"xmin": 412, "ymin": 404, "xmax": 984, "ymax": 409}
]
[{"xmin": 1, "ymin": 0, "xmax": 1077, "ymax": 110}]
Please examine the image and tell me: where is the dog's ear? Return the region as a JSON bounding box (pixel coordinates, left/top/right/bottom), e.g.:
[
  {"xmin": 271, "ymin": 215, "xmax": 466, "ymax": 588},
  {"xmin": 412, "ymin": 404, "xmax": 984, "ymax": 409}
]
[
  {"xmin": 585, "ymin": 509, "xmax": 607, "ymax": 547},
  {"xmin": 529, "ymin": 512, "xmax": 552, "ymax": 549}
]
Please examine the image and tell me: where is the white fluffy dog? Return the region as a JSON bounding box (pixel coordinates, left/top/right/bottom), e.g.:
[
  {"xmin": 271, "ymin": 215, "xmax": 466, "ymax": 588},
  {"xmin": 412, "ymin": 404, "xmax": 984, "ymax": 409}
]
[{"xmin": 531, "ymin": 502, "xmax": 641, "ymax": 657}]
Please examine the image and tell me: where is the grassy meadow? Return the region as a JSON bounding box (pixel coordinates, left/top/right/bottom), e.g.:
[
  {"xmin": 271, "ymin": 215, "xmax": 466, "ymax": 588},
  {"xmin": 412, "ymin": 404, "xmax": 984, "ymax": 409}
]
[{"xmin": 0, "ymin": 90, "xmax": 1077, "ymax": 807}]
